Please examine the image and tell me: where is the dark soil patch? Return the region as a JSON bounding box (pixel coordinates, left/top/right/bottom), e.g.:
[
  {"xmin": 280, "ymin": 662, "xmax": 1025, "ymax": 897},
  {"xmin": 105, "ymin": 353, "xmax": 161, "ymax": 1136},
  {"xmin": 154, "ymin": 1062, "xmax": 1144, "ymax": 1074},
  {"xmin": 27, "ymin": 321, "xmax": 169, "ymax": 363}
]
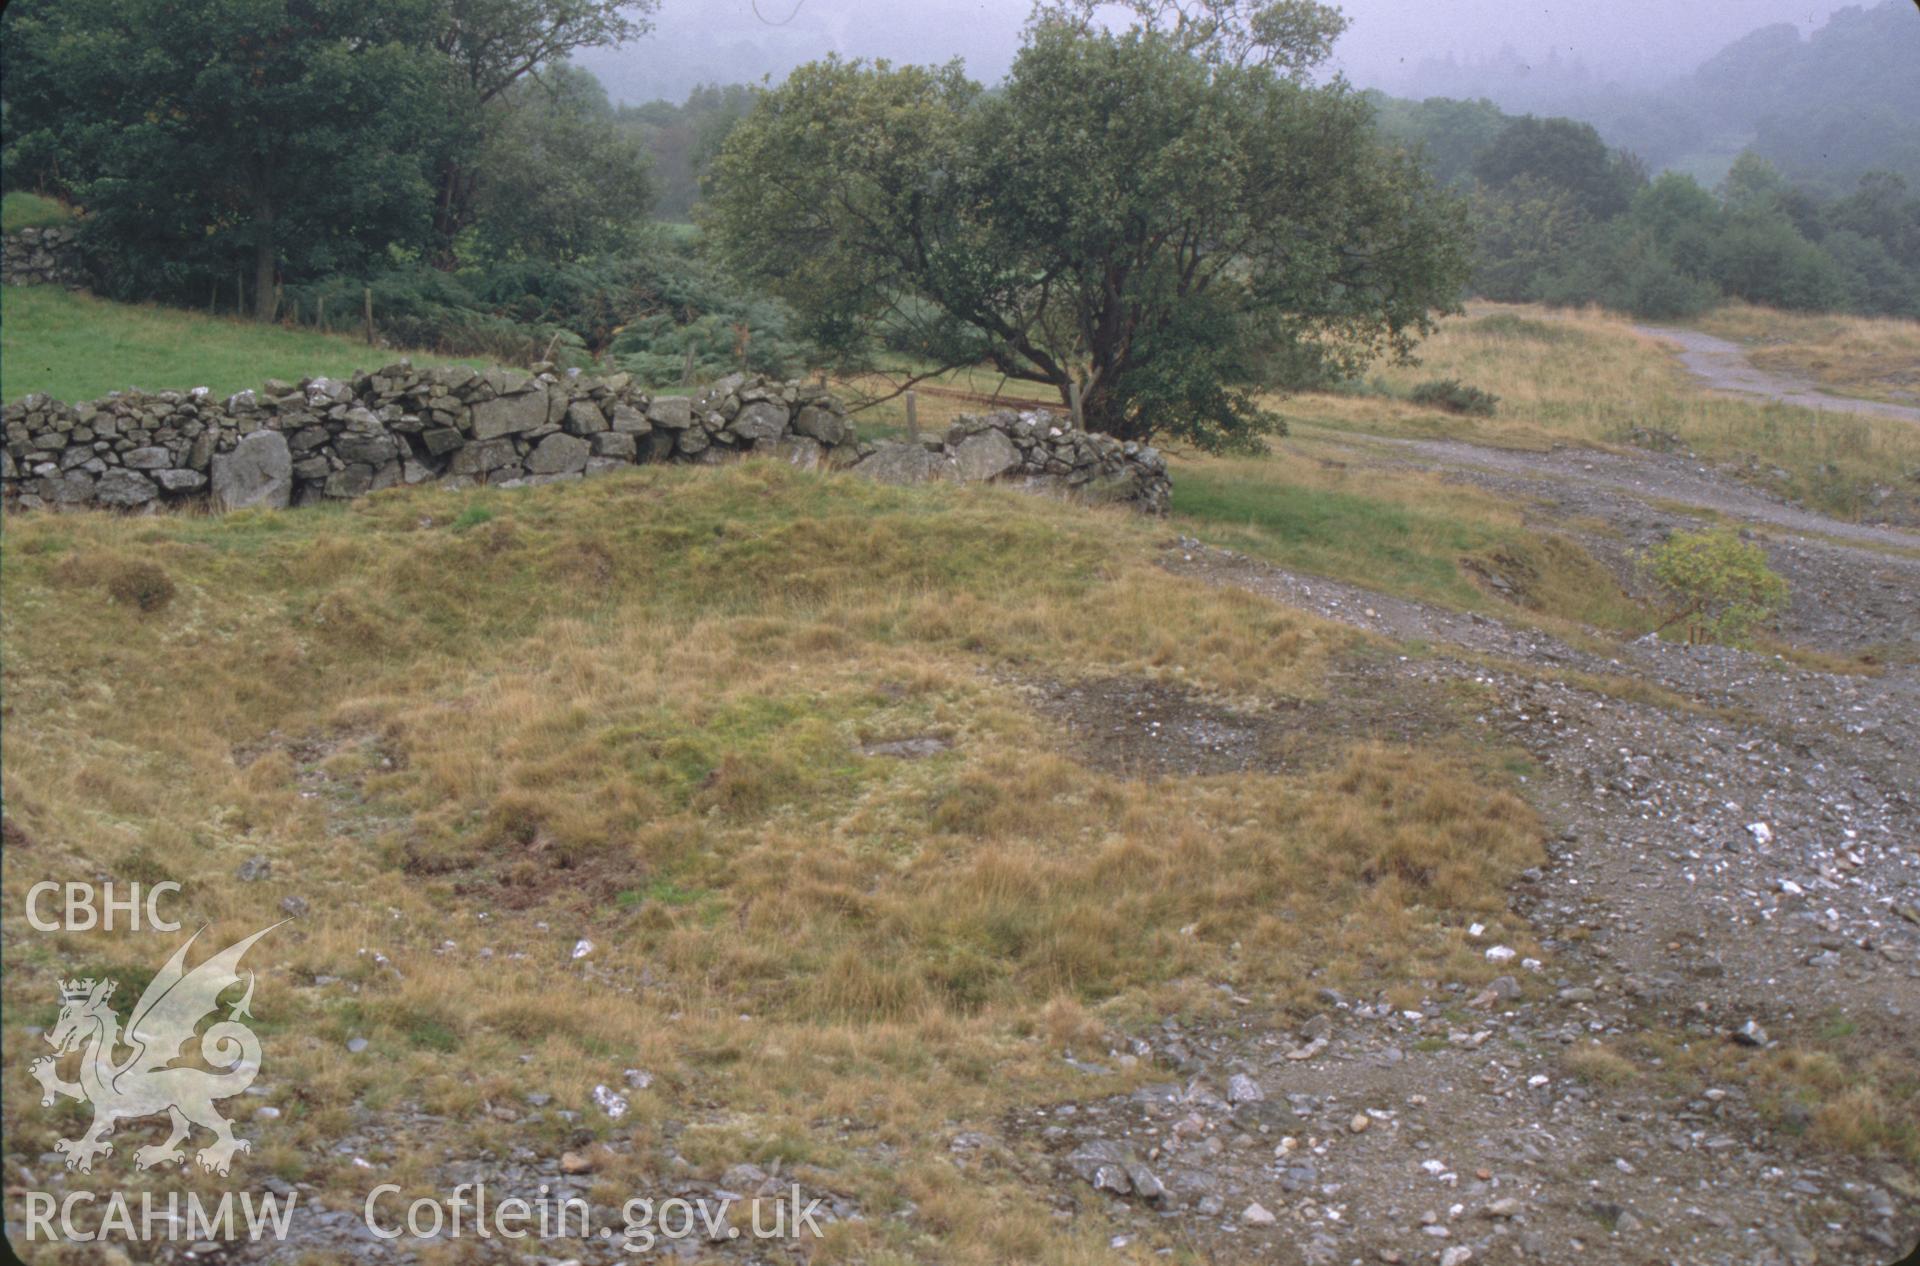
[{"xmin": 1023, "ymin": 661, "xmax": 1464, "ymax": 780}]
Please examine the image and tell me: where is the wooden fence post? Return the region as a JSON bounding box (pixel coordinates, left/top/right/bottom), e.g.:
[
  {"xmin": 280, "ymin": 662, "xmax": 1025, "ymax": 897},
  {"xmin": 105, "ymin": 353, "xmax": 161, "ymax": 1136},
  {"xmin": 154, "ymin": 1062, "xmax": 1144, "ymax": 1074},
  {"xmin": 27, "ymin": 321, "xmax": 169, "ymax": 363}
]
[
  {"xmin": 1068, "ymin": 380, "xmax": 1084, "ymax": 430},
  {"xmin": 363, "ymin": 286, "xmax": 375, "ymax": 346},
  {"xmin": 317, "ymin": 295, "xmax": 327, "ymax": 333},
  {"xmin": 905, "ymin": 391, "xmax": 920, "ymax": 442}
]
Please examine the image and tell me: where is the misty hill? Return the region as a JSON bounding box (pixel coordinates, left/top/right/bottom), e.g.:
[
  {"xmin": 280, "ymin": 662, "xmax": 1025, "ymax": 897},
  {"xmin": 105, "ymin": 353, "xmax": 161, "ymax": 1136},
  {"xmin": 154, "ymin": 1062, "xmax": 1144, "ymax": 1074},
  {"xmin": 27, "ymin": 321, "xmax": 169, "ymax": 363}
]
[{"xmin": 1393, "ymin": 0, "xmax": 1920, "ymax": 191}]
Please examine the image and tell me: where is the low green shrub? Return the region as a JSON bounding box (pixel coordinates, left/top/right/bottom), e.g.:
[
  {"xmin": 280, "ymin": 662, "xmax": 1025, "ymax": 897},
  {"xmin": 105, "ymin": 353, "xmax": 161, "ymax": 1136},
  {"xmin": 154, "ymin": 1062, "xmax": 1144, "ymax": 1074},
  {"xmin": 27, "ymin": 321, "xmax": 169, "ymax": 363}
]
[
  {"xmin": 1645, "ymin": 527, "xmax": 1788, "ymax": 645},
  {"xmin": 279, "ymin": 244, "xmax": 809, "ymax": 379},
  {"xmin": 1410, "ymin": 378, "xmax": 1500, "ymax": 416}
]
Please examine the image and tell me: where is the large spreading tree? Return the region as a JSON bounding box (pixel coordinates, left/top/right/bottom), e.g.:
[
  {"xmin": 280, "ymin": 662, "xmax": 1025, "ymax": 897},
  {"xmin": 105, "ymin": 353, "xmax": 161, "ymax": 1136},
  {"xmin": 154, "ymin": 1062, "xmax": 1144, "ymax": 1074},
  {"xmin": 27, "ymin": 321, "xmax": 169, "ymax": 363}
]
[
  {"xmin": 0, "ymin": 0, "xmax": 659, "ymax": 302},
  {"xmin": 705, "ymin": 0, "xmax": 1470, "ymax": 448},
  {"xmin": 427, "ymin": 0, "xmax": 659, "ymax": 251},
  {"xmin": 3, "ymin": 0, "xmax": 448, "ymax": 319}
]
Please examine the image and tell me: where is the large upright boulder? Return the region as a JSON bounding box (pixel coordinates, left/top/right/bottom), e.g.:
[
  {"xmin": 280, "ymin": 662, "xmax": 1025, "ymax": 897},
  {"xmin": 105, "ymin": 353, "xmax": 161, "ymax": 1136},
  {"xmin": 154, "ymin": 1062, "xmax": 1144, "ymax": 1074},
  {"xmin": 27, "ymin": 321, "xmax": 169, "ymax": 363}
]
[
  {"xmin": 470, "ymin": 385, "xmax": 550, "ymax": 440},
  {"xmin": 211, "ymin": 430, "xmax": 292, "ymax": 511},
  {"xmin": 857, "ymin": 442, "xmax": 952, "ymax": 485},
  {"xmin": 952, "ymin": 429, "xmax": 1020, "ymax": 483},
  {"xmin": 729, "ymin": 401, "xmax": 789, "ymax": 443}
]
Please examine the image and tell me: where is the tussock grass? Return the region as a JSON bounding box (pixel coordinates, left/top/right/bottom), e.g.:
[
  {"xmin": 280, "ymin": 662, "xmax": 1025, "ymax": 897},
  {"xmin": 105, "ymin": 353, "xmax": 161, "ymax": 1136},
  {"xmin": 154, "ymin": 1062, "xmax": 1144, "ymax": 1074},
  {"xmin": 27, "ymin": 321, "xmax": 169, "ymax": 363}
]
[
  {"xmin": 1562, "ymin": 1043, "xmax": 1639, "ymax": 1087},
  {"xmin": 1, "ymin": 286, "xmax": 486, "ymax": 403},
  {"xmin": 2, "ymin": 462, "xmax": 1545, "ymax": 1259}
]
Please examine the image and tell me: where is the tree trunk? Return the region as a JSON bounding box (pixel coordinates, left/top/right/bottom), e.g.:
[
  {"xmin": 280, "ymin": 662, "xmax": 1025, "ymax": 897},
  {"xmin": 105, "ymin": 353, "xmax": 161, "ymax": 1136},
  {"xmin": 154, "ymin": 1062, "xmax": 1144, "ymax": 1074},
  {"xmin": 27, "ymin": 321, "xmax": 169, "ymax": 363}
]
[
  {"xmin": 430, "ymin": 161, "xmax": 481, "ymax": 269},
  {"xmin": 253, "ymin": 189, "xmax": 277, "ymax": 324}
]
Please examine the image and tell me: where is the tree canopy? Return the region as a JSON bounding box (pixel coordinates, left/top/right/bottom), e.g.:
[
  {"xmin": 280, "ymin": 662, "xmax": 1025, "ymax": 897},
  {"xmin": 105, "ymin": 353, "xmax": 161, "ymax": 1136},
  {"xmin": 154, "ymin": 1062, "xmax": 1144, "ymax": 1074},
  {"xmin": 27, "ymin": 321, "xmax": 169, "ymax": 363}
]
[
  {"xmin": 468, "ymin": 64, "xmax": 654, "ymax": 263},
  {"xmin": 426, "ymin": 0, "xmax": 658, "ymax": 249},
  {"xmin": 0, "ymin": 0, "xmax": 661, "ymax": 296},
  {"xmin": 2, "ymin": 0, "xmax": 447, "ymax": 318},
  {"xmin": 705, "ymin": 3, "xmax": 1469, "ymax": 449}
]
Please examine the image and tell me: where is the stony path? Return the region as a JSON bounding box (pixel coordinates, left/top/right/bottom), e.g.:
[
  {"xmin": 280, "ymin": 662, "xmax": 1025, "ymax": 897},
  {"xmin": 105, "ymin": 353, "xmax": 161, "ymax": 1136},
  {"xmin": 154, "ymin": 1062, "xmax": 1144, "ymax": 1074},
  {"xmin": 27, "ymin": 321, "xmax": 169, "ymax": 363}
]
[
  {"xmin": 1634, "ymin": 325, "xmax": 1920, "ymax": 426},
  {"xmin": 1360, "ymin": 433, "xmax": 1920, "ymax": 548},
  {"xmin": 1345, "ymin": 433, "xmax": 1920, "ymax": 653},
  {"xmin": 1012, "ymin": 439, "xmax": 1920, "ymax": 1265}
]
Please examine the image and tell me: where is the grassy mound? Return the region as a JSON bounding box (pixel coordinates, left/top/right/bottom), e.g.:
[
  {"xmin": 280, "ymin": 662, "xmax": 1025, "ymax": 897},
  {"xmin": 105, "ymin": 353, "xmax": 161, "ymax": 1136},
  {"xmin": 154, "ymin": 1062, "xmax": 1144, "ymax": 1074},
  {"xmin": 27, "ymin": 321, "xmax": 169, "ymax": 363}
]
[{"xmin": 1, "ymin": 463, "xmax": 1542, "ymax": 1261}]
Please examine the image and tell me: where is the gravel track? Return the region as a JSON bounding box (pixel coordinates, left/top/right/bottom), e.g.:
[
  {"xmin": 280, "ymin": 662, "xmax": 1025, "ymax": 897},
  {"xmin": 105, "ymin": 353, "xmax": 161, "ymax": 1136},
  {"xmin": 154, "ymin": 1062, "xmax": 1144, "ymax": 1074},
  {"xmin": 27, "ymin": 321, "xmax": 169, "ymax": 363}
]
[
  {"xmin": 1012, "ymin": 437, "xmax": 1920, "ymax": 1265},
  {"xmin": 1634, "ymin": 326, "xmax": 1920, "ymax": 427}
]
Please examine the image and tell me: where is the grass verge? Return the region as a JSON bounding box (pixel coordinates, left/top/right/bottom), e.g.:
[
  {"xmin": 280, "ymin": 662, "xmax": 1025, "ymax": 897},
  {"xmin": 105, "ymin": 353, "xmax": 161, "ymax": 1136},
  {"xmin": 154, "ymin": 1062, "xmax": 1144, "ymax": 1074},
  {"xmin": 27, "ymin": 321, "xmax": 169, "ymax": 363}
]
[
  {"xmin": 1171, "ymin": 444, "xmax": 1653, "ymax": 635},
  {"xmin": 1, "ymin": 191, "xmax": 73, "ymax": 233},
  {"xmin": 1691, "ymin": 301, "xmax": 1920, "ymax": 407}
]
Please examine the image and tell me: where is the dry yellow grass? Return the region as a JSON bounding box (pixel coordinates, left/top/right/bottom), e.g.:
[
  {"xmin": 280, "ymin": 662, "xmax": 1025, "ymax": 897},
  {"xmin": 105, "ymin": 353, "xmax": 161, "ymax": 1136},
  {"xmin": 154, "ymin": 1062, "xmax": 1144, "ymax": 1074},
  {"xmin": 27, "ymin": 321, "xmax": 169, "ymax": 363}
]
[
  {"xmin": 1693, "ymin": 301, "xmax": 1920, "ymax": 406},
  {"xmin": 1562, "ymin": 1043, "xmax": 1639, "ymax": 1087},
  {"xmin": 1277, "ymin": 302, "xmax": 1920, "ymax": 522},
  {"xmin": 1, "ymin": 462, "xmax": 1546, "ymax": 1262}
]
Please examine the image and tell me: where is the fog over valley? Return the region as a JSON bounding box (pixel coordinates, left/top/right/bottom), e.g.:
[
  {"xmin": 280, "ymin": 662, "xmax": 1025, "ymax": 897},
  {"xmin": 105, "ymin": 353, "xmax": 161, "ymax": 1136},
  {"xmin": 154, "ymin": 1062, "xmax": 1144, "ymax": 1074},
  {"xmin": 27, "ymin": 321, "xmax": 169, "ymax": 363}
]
[{"xmin": 578, "ymin": 0, "xmax": 1873, "ymax": 105}]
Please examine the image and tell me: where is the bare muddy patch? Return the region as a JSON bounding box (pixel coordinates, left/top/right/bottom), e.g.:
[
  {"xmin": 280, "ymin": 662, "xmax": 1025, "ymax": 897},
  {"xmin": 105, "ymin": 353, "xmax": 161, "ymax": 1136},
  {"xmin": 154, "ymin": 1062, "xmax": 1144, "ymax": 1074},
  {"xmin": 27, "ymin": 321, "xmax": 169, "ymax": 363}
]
[{"xmin": 1021, "ymin": 663, "xmax": 1465, "ymax": 779}]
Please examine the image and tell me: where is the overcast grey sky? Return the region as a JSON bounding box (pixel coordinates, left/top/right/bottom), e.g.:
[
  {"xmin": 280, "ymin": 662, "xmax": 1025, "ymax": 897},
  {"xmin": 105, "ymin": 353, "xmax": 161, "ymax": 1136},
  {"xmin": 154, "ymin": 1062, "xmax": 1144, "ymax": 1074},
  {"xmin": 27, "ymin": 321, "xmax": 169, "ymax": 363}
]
[{"xmin": 579, "ymin": 0, "xmax": 1873, "ymax": 105}]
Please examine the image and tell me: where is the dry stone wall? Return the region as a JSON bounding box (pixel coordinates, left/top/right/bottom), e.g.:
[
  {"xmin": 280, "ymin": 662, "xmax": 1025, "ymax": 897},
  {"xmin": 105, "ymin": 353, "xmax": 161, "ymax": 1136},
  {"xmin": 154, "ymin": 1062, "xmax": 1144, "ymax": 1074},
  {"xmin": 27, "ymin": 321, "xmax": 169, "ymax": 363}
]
[
  {"xmin": 2, "ymin": 226, "xmax": 87, "ymax": 288},
  {"xmin": 858, "ymin": 412, "xmax": 1170, "ymax": 514},
  {"xmin": 2, "ymin": 364, "xmax": 1170, "ymax": 514}
]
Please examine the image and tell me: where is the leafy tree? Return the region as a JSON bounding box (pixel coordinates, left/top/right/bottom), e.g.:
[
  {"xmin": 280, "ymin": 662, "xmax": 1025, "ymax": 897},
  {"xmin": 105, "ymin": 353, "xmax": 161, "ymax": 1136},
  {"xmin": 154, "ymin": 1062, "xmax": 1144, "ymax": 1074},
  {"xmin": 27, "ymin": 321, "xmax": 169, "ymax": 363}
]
[
  {"xmin": 1708, "ymin": 208, "xmax": 1849, "ymax": 311},
  {"xmin": 1029, "ymin": 0, "xmax": 1348, "ymax": 75},
  {"xmin": 622, "ymin": 83, "xmax": 757, "ymax": 220},
  {"xmin": 1538, "ymin": 221, "xmax": 1720, "ymax": 320},
  {"xmin": 1, "ymin": 0, "xmax": 446, "ymax": 318},
  {"xmin": 1629, "ymin": 173, "xmax": 1722, "ymax": 254},
  {"xmin": 1470, "ymin": 176, "xmax": 1588, "ymax": 302},
  {"xmin": 469, "ymin": 64, "xmax": 653, "ymax": 263},
  {"xmin": 1721, "ymin": 3, "xmax": 1920, "ymax": 191},
  {"xmin": 1370, "ymin": 94, "xmax": 1511, "ymax": 189},
  {"xmin": 1659, "ymin": 3, "xmax": 1920, "ymax": 192},
  {"xmin": 706, "ymin": 4, "xmax": 1469, "ymax": 448},
  {"xmin": 427, "ymin": 0, "xmax": 659, "ymax": 249},
  {"xmin": 1820, "ymin": 229, "xmax": 1918, "ymax": 317},
  {"xmin": 1718, "ymin": 152, "xmax": 1793, "ymax": 215},
  {"xmin": 1828, "ymin": 171, "xmax": 1920, "ymax": 270},
  {"xmin": 1472, "ymin": 116, "xmax": 1642, "ymax": 220}
]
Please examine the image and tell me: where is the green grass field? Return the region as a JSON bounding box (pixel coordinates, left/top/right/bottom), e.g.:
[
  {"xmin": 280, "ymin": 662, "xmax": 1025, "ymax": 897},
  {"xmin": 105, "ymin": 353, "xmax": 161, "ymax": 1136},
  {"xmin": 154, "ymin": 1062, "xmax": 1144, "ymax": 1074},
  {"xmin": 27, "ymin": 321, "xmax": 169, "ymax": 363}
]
[
  {"xmin": 1, "ymin": 286, "xmax": 486, "ymax": 403},
  {"xmin": 0, "ymin": 191, "xmax": 73, "ymax": 233}
]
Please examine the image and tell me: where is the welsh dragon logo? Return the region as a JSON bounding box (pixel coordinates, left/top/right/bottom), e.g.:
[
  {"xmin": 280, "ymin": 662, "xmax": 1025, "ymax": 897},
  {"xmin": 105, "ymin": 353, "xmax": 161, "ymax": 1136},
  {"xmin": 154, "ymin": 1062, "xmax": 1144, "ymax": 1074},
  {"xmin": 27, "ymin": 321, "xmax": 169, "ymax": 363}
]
[{"xmin": 30, "ymin": 923, "xmax": 283, "ymax": 1177}]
